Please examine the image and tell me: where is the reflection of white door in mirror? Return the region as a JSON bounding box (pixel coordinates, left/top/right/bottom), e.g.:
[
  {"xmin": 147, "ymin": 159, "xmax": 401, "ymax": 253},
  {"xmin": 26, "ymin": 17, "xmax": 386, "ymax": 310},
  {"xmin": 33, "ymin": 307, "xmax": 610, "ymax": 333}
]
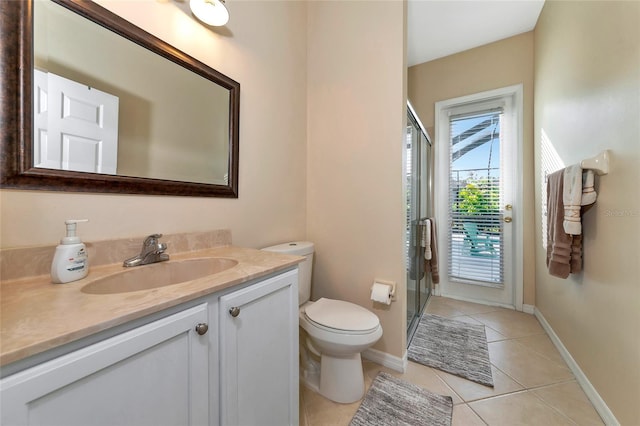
[{"xmin": 33, "ymin": 69, "xmax": 119, "ymax": 174}]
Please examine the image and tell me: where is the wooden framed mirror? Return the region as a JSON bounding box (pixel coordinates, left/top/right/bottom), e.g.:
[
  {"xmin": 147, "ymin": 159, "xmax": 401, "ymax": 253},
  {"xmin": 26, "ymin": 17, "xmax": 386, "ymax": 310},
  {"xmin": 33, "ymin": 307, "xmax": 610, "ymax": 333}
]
[{"xmin": 0, "ymin": 0, "xmax": 240, "ymax": 197}]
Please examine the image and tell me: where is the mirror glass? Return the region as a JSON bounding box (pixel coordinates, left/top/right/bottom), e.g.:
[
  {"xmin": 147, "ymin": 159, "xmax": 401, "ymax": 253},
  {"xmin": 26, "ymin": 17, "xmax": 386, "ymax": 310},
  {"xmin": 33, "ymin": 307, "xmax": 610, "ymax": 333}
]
[
  {"xmin": 0, "ymin": 0, "xmax": 239, "ymax": 197},
  {"xmin": 34, "ymin": 0, "xmax": 230, "ymax": 185}
]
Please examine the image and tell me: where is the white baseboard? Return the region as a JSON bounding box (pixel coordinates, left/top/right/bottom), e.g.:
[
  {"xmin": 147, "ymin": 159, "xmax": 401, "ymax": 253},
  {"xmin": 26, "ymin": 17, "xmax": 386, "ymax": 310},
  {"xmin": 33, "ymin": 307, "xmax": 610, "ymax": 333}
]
[
  {"xmin": 522, "ymin": 304, "xmax": 535, "ymax": 314},
  {"xmin": 362, "ymin": 347, "xmax": 407, "ymax": 373},
  {"xmin": 534, "ymin": 308, "xmax": 619, "ymax": 426}
]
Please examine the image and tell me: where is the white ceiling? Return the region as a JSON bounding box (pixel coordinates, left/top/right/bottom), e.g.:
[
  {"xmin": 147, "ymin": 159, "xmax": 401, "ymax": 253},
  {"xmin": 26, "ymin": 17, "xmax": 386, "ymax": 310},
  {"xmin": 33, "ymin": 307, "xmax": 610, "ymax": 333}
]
[{"xmin": 408, "ymin": 0, "xmax": 545, "ymax": 67}]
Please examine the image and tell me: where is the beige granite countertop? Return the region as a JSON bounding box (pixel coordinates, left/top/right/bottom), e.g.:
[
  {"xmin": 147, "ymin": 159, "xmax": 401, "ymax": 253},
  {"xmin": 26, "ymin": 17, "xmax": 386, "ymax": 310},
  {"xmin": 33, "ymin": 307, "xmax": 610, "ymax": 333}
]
[{"xmin": 0, "ymin": 245, "xmax": 302, "ymax": 367}]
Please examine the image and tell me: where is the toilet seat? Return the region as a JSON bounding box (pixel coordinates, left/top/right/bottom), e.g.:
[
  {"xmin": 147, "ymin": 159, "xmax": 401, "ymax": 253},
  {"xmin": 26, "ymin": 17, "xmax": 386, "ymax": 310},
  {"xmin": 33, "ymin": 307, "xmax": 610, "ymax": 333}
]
[{"xmin": 304, "ymin": 298, "xmax": 380, "ymax": 335}]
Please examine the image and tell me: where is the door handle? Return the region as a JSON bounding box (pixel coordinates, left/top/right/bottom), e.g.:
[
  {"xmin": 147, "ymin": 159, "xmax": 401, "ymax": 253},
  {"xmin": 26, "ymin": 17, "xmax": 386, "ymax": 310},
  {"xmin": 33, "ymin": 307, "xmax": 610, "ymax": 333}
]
[{"xmin": 504, "ymin": 217, "xmax": 513, "ymax": 223}]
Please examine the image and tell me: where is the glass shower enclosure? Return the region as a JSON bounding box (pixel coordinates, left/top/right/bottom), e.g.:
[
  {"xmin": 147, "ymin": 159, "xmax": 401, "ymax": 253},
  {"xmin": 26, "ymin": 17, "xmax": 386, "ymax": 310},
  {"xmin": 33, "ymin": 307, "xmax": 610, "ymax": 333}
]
[{"xmin": 406, "ymin": 102, "xmax": 433, "ymax": 344}]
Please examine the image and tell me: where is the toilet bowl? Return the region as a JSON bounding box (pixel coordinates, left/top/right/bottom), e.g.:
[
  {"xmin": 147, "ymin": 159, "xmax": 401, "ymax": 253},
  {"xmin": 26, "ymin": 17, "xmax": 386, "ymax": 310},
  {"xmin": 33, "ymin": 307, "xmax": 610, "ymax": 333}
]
[{"xmin": 261, "ymin": 242, "xmax": 383, "ymax": 404}]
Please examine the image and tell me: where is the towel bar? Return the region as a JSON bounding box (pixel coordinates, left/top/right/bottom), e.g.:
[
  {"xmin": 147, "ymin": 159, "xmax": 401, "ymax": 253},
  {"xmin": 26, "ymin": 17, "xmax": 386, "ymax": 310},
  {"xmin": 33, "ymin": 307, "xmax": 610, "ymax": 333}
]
[{"xmin": 580, "ymin": 150, "xmax": 610, "ymax": 175}]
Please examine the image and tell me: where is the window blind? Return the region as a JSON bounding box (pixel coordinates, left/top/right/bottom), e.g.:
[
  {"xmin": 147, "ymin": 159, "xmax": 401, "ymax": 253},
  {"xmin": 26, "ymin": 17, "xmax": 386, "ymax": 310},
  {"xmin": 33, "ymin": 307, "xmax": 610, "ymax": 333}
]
[
  {"xmin": 405, "ymin": 126, "xmax": 413, "ymax": 270},
  {"xmin": 447, "ymin": 110, "xmax": 504, "ymax": 286}
]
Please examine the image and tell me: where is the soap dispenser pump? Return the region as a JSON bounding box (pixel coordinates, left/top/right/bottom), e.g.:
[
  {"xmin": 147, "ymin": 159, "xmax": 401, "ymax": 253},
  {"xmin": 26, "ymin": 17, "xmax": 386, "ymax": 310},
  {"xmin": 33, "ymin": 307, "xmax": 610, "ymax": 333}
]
[{"xmin": 51, "ymin": 219, "xmax": 89, "ymax": 284}]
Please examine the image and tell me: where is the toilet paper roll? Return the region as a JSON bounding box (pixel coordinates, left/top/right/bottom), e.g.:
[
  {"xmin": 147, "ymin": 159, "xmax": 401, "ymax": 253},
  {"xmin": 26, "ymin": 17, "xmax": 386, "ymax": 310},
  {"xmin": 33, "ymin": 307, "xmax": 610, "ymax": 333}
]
[{"xmin": 371, "ymin": 282, "xmax": 392, "ymax": 305}]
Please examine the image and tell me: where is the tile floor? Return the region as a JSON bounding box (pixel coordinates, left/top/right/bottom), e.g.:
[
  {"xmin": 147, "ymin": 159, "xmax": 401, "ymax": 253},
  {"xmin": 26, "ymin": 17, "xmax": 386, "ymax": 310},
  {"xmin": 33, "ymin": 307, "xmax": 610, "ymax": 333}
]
[{"xmin": 300, "ymin": 296, "xmax": 604, "ymax": 426}]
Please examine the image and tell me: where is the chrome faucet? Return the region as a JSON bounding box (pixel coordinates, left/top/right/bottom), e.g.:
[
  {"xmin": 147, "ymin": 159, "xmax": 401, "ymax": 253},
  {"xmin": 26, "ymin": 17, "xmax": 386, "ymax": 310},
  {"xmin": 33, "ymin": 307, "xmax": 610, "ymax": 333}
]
[{"xmin": 123, "ymin": 234, "xmax": 170, "ymax": 267}]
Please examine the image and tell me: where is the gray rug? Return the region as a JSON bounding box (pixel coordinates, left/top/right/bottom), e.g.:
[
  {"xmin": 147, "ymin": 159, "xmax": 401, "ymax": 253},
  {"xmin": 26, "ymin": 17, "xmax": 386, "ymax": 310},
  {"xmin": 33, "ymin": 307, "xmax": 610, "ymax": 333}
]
[
  {"xmin": 408, "ymin": 314, "xmax": 494, "ymax": 387},
  {"xmin": 350, "ymin": 372, "xmax": 453, "ymax": 426}
]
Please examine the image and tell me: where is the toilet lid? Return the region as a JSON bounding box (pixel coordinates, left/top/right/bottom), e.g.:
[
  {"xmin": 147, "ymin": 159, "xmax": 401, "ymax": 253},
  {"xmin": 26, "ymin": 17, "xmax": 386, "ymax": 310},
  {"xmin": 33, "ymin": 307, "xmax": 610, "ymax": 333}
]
[{"xmin": 304, "ymin": 298, "xmax": 379, "ymax": 332}]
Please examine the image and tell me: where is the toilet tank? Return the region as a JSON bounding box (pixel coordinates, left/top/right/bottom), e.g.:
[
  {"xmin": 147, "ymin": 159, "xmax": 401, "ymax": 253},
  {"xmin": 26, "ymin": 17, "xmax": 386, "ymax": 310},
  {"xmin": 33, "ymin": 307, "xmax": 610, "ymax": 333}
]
[{"xmin": 261, "ymin": 241, "xmax": 314, "ymax": 305}]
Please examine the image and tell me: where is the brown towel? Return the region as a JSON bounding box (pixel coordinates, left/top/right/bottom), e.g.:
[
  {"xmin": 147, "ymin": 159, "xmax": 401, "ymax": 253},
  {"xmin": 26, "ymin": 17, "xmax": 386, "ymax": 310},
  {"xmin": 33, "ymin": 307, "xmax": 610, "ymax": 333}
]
[
  {"xmin": 570, "ymin": 234, "xmax": 583, "ymax": 274},
  {"xmin": 408, "ymin": 221, "xmax": 425, "ymax": 281},
  {"xmin": 425, "ymin": 218, "xmax": 440, "ymax": 284},
  {"xmin": 546, "ymin": 169, "xmax": 583, "ymax": 278}
]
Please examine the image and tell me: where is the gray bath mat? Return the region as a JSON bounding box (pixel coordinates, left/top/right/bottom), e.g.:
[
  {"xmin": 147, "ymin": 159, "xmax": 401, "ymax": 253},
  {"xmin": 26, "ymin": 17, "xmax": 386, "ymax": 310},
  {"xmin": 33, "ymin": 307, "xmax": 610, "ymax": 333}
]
[
  {"xmin": 408, "ymin": 314, "xmax": 494, "ymax": 387},
  {"xmin": 350, "ymin": 372, "xmax": 453, "ymax": 426}
]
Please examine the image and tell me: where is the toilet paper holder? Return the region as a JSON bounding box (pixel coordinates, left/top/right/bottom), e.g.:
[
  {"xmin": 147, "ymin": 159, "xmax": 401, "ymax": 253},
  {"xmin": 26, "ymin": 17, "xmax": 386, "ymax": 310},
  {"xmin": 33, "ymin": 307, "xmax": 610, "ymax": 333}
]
[{"xmin": 371, "ymin": 279, "xmax": 396, "ymax": 301}]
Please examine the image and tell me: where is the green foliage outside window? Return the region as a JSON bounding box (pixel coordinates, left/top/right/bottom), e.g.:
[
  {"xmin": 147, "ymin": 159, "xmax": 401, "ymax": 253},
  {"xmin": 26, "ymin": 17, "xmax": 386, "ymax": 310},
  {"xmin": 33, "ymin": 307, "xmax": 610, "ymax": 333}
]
[
  {"xmin": 455, "ymin": 178, "xmax": 500, "ymax": 215},
  {"xmin": 453, "ymin": 178, "xmax": 501, "ymax": 234}
]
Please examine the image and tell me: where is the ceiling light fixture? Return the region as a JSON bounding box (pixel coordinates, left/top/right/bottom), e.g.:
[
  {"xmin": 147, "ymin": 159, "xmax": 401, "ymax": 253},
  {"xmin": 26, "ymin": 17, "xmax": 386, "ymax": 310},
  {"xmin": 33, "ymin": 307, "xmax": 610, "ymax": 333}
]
[{"xmin": 189, "ymin": 0, "xmax": 229, "ymax": 27}]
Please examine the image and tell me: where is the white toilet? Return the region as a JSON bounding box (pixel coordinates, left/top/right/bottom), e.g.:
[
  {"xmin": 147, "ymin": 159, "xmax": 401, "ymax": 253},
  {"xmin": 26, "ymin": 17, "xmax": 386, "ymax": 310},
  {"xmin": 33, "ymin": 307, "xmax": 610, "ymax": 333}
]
[{"xmin": 262, "ymin": 241, "xmax": 382, "ymax": 404}]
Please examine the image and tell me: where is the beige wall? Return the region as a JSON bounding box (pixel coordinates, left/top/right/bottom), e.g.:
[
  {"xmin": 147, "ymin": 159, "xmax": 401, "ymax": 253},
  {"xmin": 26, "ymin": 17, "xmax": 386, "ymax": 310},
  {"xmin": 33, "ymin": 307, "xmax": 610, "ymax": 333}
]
[
  {"xmin": 408, "ymin": 33, "xmax": 536, "ymax": 306},
  {"xmin": 1, "ymin": 0, "xmax": 308, "ymax": 249},
  {"xmin": 534, "ymin": 1, "xmax": 640, "ymax": 424},
  {"xmin": 306, "ymin": 1, "xmax": 407, "ymax": 357}
]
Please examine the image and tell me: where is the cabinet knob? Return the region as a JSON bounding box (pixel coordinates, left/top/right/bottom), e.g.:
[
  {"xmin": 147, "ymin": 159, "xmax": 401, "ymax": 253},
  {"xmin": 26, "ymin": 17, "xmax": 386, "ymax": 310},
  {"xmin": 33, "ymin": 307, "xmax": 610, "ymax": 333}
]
[
  {"xmin": 229, "ymin": 306, "xmax": 240, "ymax": 317},
  {"xmin": 195, "ymin": 323, "xmax": 209, "ymax": 335}
]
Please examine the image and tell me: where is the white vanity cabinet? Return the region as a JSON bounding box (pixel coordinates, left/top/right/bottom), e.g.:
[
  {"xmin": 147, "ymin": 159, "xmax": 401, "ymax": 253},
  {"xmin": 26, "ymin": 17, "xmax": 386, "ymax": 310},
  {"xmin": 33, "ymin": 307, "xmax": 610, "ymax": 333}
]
[
  {"xmin": 218, "ymin": 269, "xmax": 299, "ymax": 426},
  {"xmin": 0, "ymin": 268, "xmax": 299, "ymax": 426},
  {"xmin": 0, "ymin": 303, "xmax": 210, "ymax": 426}
]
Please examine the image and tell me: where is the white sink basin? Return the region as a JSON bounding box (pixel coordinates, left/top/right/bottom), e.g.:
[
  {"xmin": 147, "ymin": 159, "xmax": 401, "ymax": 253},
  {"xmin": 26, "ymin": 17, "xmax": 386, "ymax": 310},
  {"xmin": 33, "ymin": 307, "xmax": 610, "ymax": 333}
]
[{"xmin": 81, "ymin": 257, "xmax": 238, "ymax": 295}]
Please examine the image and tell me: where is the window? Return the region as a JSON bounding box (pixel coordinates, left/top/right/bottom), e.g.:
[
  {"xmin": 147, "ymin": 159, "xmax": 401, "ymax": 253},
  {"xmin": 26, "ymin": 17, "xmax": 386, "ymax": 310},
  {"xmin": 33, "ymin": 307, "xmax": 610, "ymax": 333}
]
[{"xmin": 447, "ymin": 107, "xmax": 504, "ymax": 285}]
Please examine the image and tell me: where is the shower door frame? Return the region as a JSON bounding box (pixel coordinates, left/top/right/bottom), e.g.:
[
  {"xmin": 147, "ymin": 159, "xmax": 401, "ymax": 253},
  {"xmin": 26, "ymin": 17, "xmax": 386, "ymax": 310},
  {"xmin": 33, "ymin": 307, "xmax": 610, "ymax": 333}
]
[{"xmin": 406, "ymin": 102, "xmax": 433, "ymax": 344}]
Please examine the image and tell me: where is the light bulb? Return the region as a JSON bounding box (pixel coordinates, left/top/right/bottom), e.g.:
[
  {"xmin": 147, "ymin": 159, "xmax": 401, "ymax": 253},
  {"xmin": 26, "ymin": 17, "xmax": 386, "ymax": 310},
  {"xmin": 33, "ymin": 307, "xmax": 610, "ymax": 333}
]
[{"xmin": 189, "ymin": 0, "xmax": 229, "ymax": 27}]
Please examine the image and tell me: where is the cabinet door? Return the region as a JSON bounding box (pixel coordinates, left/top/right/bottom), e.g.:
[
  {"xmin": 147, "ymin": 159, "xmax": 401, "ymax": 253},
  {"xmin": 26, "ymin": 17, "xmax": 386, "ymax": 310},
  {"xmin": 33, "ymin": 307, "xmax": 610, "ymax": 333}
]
[
  {"xmin": 219, "ymin": 269, "xmax": 299, "ymax": 426},
  {"xmin": 1, "ymin": 304, "xmax": 209, "ymax": 426}
]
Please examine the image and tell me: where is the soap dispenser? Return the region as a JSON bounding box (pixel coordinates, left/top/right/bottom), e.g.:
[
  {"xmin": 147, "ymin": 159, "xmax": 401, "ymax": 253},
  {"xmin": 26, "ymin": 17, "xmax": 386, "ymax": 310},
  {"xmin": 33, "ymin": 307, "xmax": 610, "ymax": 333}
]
[{"xmin": 51, "ymin": 219, "xmax": 89, "ymax": 284}]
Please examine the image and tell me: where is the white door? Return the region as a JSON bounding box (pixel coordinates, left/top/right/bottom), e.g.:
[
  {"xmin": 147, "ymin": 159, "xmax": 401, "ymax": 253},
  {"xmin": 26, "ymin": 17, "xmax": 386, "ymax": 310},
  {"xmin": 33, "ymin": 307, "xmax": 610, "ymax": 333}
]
[
  {"xmin": 219, "ymin": 270, "xmax": 299, "ymax": 426},
  {"xmin": 435, "ymin": 85, "xmax": 523, "ymax": 309},
  {"xmin": 0, "ymin": 304, "xmax": 209, "ymax": 426},
  {"xmin": 33, "ymin": 69, "xmax": 119, "ymax": 174},
  {"xmin": 33, "ymin": 69, "xmax": 54, "ymax": 169}
]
